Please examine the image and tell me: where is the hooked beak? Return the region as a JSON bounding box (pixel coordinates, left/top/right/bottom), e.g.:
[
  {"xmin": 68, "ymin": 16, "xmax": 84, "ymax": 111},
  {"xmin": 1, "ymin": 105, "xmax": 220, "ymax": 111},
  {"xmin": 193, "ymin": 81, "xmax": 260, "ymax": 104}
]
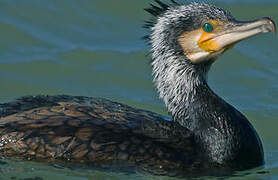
[{"xmin": 199, "ymin": 17, "xmax": 276, "ymax": 53}]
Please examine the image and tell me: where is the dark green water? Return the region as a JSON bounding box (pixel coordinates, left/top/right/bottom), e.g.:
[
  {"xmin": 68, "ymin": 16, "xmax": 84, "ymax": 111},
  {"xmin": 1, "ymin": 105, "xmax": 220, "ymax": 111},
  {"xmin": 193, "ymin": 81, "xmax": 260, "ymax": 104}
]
[{"xmin": 0, "ymin": 0, "xmax": 277, "ymax": 179}]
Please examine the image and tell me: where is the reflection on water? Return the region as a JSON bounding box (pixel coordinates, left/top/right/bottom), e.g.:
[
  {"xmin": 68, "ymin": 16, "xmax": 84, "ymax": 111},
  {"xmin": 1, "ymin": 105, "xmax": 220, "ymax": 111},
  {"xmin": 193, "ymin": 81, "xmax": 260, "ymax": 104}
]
[{"xmin": 0, "ymin": 0, "xmax": 277, "ymax": 179}]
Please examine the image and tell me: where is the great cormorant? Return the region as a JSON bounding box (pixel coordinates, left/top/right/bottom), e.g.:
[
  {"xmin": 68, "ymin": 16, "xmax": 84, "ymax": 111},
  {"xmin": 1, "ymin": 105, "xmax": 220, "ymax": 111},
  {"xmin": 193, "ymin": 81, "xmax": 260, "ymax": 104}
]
[{"xmin": 0, "ymin": 0, "xmax": 276, "ymax": 177}]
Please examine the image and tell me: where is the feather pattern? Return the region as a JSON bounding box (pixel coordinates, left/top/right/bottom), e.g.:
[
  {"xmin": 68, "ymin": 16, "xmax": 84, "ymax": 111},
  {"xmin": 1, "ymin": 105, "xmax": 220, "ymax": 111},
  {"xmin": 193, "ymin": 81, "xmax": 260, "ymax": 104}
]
[{"xmin": 144, "ymin": 1, "xmax": 233, "ymax": 126}]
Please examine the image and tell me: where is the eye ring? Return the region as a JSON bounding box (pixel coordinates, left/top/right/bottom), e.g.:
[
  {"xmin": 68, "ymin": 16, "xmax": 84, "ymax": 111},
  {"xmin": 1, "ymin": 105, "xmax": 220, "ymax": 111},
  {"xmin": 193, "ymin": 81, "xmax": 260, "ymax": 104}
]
[{"xmin": 202, "ymin": 22, "xmax": 214, "ymax": 33}]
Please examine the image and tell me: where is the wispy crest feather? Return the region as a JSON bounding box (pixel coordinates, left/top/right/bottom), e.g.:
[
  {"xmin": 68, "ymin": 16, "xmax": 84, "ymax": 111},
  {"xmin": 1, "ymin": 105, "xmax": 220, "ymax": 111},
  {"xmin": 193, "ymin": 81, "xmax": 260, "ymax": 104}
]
[{"xmin": 143, "ymin": 0, "xmax": 180, "ymax": 41}]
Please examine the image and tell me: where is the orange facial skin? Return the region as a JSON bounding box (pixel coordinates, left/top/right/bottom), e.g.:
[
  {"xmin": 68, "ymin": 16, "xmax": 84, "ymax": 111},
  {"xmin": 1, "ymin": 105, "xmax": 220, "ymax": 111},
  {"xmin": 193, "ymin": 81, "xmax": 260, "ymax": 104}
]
[{"xmin": 198, "ymin": 20, "xmax": 225, "ymax": 53}]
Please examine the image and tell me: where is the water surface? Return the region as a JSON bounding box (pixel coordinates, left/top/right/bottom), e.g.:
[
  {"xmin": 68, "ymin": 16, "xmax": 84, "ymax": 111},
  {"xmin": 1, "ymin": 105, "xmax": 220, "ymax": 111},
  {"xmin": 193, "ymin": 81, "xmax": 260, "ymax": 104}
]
[{"xmin": 0, "ymin": 0, "xmax": 277, "ymax": 179}]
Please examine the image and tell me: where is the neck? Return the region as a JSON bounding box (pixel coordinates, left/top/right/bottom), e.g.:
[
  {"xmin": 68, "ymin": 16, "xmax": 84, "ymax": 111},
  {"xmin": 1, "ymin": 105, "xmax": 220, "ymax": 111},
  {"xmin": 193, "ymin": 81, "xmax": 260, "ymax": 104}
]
[
  {"xmin": 150, "ymin": 23, "xmax": 213, "ymax": 126},
  {"xmin": 151, "ymin": 45, "xmax": 212, "ymax": 126},
  {"xmin": 151, "ymin": 43, "xmax": 264, "ymax": 168}
]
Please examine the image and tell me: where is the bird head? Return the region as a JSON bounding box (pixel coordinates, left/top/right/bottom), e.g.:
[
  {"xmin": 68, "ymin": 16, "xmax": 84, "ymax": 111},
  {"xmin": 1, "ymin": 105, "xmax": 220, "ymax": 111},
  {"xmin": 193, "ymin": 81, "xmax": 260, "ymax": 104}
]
[
  {"xmin": 144, "ymin": 1, "xmax": 276, "ymax": 119},
  {"xmin": 146, "ymin": 1, "xmax": 276, "ymax": 65}
]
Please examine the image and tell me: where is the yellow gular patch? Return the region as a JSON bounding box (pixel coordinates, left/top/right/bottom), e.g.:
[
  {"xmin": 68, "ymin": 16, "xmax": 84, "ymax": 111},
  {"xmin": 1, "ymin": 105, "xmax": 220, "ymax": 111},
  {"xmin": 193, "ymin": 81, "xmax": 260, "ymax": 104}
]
[{"xmin": 198, "ymin": 20, "xmax": 224, "ymax": 53}]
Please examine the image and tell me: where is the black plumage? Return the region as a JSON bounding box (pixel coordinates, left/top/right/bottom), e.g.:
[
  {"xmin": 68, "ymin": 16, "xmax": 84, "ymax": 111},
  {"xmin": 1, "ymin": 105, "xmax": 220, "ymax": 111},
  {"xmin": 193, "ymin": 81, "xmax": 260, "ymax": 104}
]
[{"xmin": 0, "ymin": 0, "xmax": 276, "ymax": 177}]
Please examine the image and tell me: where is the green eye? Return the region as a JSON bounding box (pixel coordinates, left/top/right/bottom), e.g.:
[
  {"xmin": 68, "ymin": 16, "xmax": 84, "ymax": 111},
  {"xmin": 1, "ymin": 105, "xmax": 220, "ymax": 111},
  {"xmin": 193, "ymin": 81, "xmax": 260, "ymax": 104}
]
[{"xmin": 202, "ymin": 23, "xmax": 214, "ymax": 33}]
